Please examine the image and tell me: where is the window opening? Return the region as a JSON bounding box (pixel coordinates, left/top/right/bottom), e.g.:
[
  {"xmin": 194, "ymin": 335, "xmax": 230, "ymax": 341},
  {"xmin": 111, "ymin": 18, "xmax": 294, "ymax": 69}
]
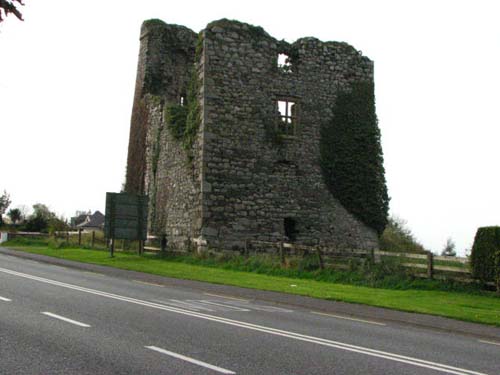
[
  {"xmin": 276, "ymin": 99, "xmax": 297, "ymax": 136},
  {"xmin": 180, "ymin": 95, "xmax": 186, "ymax": 106},
  {"xmin": 277, "ymin": 53, "xmax": 292, "ymax": 73},
  {"xmin": 284, "ymin": 217, "xmax": 297, "ymax": 241}
]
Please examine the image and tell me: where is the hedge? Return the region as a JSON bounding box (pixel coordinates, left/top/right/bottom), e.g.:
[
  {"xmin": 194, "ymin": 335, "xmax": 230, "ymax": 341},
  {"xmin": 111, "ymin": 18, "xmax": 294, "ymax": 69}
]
[{"xmin": 470, "ymin": 226, "xmax": 500, "ymax": 283}]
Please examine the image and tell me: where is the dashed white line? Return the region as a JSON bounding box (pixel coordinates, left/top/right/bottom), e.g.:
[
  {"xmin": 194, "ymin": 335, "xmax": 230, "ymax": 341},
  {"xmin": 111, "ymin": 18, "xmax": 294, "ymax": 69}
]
[
  {"xmin": 0, "ymin": 296, "xmax": 11, "ymax": 302},
  {"xmin": 41, "ymin": 312, "xmax": 91, "ymax": 328},
  {"xmin": 311, "ymin": 311, "xmax": 387, "ymax": 326},
  {"xmin": 145, "ymin": 346, "xmax": 236, "ymax": 374},
  {"xmin": 478, "ymin": 340, "xmax": 500, "ymax": 347}
]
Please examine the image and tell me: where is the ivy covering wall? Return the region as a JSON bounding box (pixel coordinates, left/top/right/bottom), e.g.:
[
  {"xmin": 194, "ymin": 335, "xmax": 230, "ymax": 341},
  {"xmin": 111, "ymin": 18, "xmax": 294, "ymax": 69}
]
[
  {"xmin": 320, "ymin": 81, "xmax": 389, "ymax": 234},
  {"xmin": 163, "ymin": 33, "xmax": 202, "ymax": 161}
]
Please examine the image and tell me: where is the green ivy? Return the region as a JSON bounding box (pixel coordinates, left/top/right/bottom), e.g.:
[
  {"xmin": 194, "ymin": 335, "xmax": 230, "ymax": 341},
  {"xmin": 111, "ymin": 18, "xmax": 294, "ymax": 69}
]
[
  {"xmin": 165, "ymin": 104, "xmax": 187, "ymax": 140},
  {"xmin": 320, "ymin": 81, "xmax": 389, "ymax": 234},
  {"xmin": 163, "ymin": 33, "xmax": 202, "ymax": 162}
]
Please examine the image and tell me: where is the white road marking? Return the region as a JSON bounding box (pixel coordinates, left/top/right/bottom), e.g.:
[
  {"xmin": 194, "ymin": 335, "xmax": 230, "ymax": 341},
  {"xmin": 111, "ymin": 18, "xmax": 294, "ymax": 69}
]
[
  {"xmin": 204, "ymin": 293, "xmax": 248, "ymax": 302},
  {"xmin": 145, "ymin": 346, "xmax": 236, "ymax": 374},
  {"xmin": 41, "ymin": 312, "xmax": 91, "ymax": 328},
  {"xmin": 0, "ymin": 296, "xmax": 12, "ymax": 302},
  {"xmin": 0, "ymin": 267, "xmax": 488, "ymax": 375},
  {"xmin": 133, "ymin": 280, "xmax": 164, "ymax": 287},
  {"xmin": 478, "ymin": 340, "xmax": 500, "ymax": 347},
  {"xmin": 83, "ymin": 271, "xmax": 104, "ymax": 277},
  {"xmin": 152, "ymin": 299, "xmax": 215, "ymax": 312},
  {"xmin": 192, "ymin": 300, "xmax": 250, "ymax": 311},
  {"xmin": 224, "ymin": 300, "xmax": 293, "ymax": 313},
  {"xmin": 311, "ymin": 311, "xmax": 387, "ymax": 326}
]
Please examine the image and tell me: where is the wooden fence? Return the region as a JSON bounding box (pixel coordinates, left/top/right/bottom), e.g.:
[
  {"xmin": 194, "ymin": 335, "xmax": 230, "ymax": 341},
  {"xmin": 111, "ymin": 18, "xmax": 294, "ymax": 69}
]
[{"xmin": 5, "ymin": 232, "xmax": 493, "ymax": 286}]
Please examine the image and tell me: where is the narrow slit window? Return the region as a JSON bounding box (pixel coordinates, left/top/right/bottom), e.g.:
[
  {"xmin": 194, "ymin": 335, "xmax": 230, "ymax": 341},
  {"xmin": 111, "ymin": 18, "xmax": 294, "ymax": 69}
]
[
  {"xmin": 276, "ymin": 99, "xmax": 298, "ymax": 136},
  {"xmin": 284, "ymin": 217, "xmax": 297, "ymax": 241},
  {"xmin": 180, "ymin": 95, "xmax": 186, "ymax": 106}
]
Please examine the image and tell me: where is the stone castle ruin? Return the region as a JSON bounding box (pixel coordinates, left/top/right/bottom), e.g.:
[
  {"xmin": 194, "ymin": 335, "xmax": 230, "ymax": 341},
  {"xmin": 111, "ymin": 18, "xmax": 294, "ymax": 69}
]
[{"xmin": 125, "ymin": 18, "xmax": 387, "ymax": 251}]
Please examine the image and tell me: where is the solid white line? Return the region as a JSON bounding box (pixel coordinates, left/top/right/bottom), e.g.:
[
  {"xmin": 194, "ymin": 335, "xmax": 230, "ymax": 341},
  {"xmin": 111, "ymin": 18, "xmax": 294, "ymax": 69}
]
[
  {"xmin": 0, "ymin": 267, "xmax": 487, "ymax": 375},
  {"xmin": 478, "ymin": 340, "xmax": 500, "ymax": 347},
  {"xmin": 0, "ymin": 296, "xmax": 12, "ymax": 302},
  {"xmin": 224, "ymin": 300, "xmax": 294, "ymax": 313},
  {"xmin": 145, "ymin": 346, "xmax": 236, "ymax": 374},
  {"xmin": 169, "ymin": 299, "xmax": 216, "ymax": 312},
  {"xmin": 194, "ymin": 300, "xmax": 250, "ymax": 311},
  {"xmin": 152, "ymin": 299, "xmax": 215, "ymax": 312},
  {"xmin": 204, "ymin": 293, "xmax": 248, "ymax": 302},
  {"xmin": 311, "ymin": 311, "xmax": 387, "ymax": 326},
  {"xmin": 150, "ymin": 299, "xmax": 203, "ymax": 311},
  {"xmin": 41, "ymin": 312, "xmax": 91, "ymax": 328}
]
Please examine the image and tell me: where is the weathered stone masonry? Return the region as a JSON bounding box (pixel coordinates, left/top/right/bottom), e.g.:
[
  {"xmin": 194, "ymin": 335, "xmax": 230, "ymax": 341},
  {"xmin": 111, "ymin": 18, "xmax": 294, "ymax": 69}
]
[{"xmin": 126, "ymin": 18, "xmax": 380, "ymax": 251}]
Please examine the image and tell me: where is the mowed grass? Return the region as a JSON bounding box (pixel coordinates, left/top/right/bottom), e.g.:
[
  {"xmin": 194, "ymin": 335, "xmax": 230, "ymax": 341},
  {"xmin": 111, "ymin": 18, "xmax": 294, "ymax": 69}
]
[{"xmin": 4, "ymin": 245, "xmax": 500, "ymax": 327}]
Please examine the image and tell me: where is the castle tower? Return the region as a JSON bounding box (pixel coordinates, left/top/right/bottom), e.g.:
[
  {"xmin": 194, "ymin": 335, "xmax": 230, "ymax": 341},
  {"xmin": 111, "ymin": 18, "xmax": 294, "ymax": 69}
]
[{"xmin": 126, "ymin": 19, "xmax": 385, "ymax": 251}]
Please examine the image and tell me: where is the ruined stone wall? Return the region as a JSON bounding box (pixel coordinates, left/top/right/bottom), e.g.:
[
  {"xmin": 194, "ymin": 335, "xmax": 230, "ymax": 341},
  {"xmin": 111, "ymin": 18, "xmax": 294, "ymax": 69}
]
[
  {"xmin": 200, "ymin": 20, "xmax": 379, "ymax": 250},
  {"xmin": 125, "ymin": 20, "xmax": 203, "ymax": 247},
  {"xmin": 127, "ymin": 18, "xmax": 382, "ymax": 251}
]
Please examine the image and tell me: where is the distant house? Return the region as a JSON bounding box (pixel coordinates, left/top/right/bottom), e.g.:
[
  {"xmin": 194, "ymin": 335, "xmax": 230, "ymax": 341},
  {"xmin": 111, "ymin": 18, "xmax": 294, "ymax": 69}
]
[{"xmin": 71, "ymin": 211, "xmax": 105, "ymax": 231}]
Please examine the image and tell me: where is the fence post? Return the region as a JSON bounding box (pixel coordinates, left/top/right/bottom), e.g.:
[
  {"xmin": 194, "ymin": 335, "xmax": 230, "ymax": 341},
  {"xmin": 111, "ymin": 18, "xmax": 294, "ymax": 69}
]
[
  {"xmin": 369, "ymin": 248, "xmax": 375, "ymax": 264},
  {"xmin": 91, "ymin": 231, "xmax": 95, "ymax": 248},
  {"xmin": 427, "ymin": 251, "xmax": 434, "ymax": 279},
  {"xmin": 110, "ymin": 238, "xmax": 115, "ymax": 257},
  {"xmin": 279, "ymin": 241, "xmax": 285, "ymax": 266},
  {"xmin": 161, "ymin": 235, "xmax": 167, "ymax": 255},
  {"xmin": 316, "ymin": 246, "xmax": 324, "ymax": 270},
  {"xmin": 244, "ymin": 239, "xmax": 249, "ymax": 257},
  {"xmin": 66, "ymin": 231, "xmax": 69, "ymax": 243},
  {"xmin": 495, "ymin": 251, "xmax": 500, "ymax": 295}
]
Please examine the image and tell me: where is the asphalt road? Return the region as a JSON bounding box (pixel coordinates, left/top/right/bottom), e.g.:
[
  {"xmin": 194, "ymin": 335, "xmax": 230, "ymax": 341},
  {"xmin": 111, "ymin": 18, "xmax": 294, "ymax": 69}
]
[{"xmin": 0, "ymin": 252, "xmax": 499, "ymax": 375}]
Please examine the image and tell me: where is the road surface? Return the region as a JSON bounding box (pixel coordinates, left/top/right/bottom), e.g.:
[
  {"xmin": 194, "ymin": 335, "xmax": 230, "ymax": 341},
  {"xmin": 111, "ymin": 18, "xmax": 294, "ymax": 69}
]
[{"xmin": 0, "ymin": 251, "xmax": 499, "ymax": 374}]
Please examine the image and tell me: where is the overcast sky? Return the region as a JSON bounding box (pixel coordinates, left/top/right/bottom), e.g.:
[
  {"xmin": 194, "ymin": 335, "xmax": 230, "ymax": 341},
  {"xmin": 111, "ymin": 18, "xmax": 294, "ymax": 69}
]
[{"xmin": 1, "ymin": 0, "xmax": 498, "ymax": 255}]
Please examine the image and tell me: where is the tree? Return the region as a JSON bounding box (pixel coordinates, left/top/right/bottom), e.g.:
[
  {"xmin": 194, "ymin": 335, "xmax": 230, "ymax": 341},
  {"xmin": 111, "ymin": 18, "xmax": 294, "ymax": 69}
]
[
  {"xmin": 24, "ymin": 203, "xmax": 53, "ymax": 232},
  {"xmin": 0, "ymin": 0, "xmax": 24, "ymax": 23},
  {"xmin": 0, "ymin": 190, "xmax": 11, "ymax": 225},
  {"xmin": 441, "ymin": 237, "xmax": 457, "ymax": 257},
  {"xmin": 24, "ymin": 203, "xmax": 69, "ymax": 233},
  {"xmin": 379, "ymin": 215, "xmax": 427, "ymax": 253},
  {"xmin": 7, "ymin": 208, "xmax": 21, "ymax": 225},
  {"xmin": 32, "ymin": 203, "xmax": 55, "ymax": 220}
]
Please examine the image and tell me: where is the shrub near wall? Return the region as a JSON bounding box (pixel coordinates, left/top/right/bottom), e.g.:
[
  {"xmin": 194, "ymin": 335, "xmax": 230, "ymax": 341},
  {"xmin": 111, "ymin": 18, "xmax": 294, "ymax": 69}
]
[{"xmin": 470, "ymin": 226, "xmax": 500, "ymax": 283}]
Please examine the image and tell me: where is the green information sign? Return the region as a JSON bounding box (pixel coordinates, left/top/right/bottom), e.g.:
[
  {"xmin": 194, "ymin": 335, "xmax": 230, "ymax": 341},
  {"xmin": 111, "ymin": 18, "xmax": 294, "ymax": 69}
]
[{"xmin": 104, "ymin": 192, "xmax": 148, "ymax": 241}]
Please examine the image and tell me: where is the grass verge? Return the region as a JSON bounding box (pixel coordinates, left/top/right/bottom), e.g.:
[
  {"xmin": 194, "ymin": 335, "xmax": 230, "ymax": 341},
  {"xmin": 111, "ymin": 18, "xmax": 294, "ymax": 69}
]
[{"xmin": 3, "ymin": 244, "xmax": 500, "ymax": 327}]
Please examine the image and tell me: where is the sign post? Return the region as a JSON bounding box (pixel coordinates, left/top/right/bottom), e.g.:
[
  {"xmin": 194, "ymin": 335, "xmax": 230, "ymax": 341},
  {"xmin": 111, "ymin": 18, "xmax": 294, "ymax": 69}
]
[{"xmin": 104, "ymin": 193, "xmax": 148, "ymax": 257}]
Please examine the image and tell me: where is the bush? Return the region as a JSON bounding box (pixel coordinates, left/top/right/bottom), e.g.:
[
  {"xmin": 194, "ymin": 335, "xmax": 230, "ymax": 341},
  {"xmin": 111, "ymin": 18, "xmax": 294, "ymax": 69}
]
[
  {"xmin": 24, "ymin": 215, "xmax": 48, "ymax": 232},
  {"xmin": 470, "ymin": 226, "xmax": 500, "ymax": 282}
]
